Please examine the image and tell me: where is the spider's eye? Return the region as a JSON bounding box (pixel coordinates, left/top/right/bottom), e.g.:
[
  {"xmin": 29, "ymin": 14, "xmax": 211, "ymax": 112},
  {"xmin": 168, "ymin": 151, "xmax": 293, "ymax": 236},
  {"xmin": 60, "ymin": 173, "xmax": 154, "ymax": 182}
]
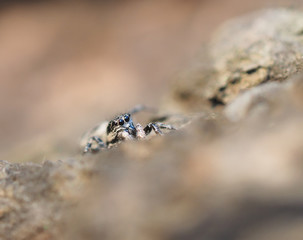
[
  {"xmin": 124, "ymin": 114, "xmax": 130, "ymax": 122},
  {"xmin": 119, "ymin": 119, "xmax": 124, "ymax": 125}
]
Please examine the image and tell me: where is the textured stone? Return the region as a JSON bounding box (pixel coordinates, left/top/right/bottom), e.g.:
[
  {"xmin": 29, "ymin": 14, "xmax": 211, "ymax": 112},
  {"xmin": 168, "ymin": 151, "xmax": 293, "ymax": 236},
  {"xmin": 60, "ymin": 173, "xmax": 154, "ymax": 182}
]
[
  {"xmin": 3, "ymin": 8, "xmax": 303, "ymax": 240},
  {"xmin": 171, "ymin": 9, "xmax": 303, "ymax": 110}
]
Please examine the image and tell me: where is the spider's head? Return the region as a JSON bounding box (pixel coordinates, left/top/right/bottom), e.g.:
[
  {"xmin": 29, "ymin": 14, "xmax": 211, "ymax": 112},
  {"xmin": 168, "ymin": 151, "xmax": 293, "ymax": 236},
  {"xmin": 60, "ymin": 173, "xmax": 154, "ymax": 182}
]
[{"xmin": 106, "ymin": 113, "xmax": 136, "ymax": 135}]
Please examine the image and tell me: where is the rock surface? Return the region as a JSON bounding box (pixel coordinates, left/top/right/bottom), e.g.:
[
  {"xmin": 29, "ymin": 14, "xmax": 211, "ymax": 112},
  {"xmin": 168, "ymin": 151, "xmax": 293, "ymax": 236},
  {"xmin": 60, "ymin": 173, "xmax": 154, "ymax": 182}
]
[{"xmin": 3, "ymin": 8, "xmax": 303, "ymax": 240}]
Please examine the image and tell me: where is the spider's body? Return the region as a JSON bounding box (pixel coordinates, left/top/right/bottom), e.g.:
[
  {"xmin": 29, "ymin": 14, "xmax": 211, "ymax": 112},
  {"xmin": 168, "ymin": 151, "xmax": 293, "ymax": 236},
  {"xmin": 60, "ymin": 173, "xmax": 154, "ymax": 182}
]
[{"xmin": 81, "ymin": 106, "xmax": 175, "ymax": 153}]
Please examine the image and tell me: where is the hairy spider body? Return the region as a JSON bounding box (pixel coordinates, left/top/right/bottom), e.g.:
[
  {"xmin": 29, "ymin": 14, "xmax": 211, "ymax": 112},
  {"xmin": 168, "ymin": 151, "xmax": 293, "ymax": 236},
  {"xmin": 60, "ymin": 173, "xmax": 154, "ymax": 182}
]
[{"xmin": 81, "ymin": 106, "xmax": 175, "ymax": 153}]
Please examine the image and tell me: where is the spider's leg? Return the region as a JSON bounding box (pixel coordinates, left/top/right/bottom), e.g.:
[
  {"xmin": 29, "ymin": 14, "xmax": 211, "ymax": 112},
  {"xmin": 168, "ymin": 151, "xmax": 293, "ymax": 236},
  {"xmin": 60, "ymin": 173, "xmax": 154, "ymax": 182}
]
[
  {"xmin": 129, "ymin": 105, "xmax": 157, "ymax": 115},
  {"xmin": 144, "ymin": 123, "xmax": 163, "ymax": 136},
  {"xmin": 157, "ymin": 123, "xmax": 176, "ymax": 131},
  {"xmin": 135, "ymin": 123, "xmax": 146, "ymax": 139},
  {"xmin": 144, "ymin": 122, "xmax": 176, "ymax": 136},
  {"xmin": 83, "ymin": 136, "xmax": 106, "ymax": 153}
]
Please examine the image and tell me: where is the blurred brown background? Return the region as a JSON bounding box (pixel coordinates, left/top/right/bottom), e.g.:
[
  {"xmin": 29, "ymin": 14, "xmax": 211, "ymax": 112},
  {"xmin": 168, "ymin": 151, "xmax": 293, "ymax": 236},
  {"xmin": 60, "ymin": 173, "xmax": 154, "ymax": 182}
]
[{"xmin": 0, "ymin": 0, "xmax": 300, "ymax": 162}]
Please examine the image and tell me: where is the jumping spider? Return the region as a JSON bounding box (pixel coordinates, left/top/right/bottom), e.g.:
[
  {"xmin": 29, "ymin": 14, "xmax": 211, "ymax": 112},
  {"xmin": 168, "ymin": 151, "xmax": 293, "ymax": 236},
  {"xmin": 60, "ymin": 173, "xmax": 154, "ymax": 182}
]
[{"xmin": 81, "ymin": 105, "xmax": 176, "ymax": 153}]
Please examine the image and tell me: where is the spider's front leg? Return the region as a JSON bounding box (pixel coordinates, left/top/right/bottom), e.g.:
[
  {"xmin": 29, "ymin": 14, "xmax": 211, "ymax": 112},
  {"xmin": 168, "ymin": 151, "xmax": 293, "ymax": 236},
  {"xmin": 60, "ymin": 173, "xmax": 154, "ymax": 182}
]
[
  {"xmin": 143, "ymin": 122, "xmax": 176, "ymax": 136},
  {"xmin": 83, "ymin": 136, "xmax": 106, "ymax": 153},
  {"xmin": 129, "ymin": 104, "xmax": 157, "ymax": 115},
  {"xmin": 135, "ymin": 123, "xmax": 147, "ymax": 139}
]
